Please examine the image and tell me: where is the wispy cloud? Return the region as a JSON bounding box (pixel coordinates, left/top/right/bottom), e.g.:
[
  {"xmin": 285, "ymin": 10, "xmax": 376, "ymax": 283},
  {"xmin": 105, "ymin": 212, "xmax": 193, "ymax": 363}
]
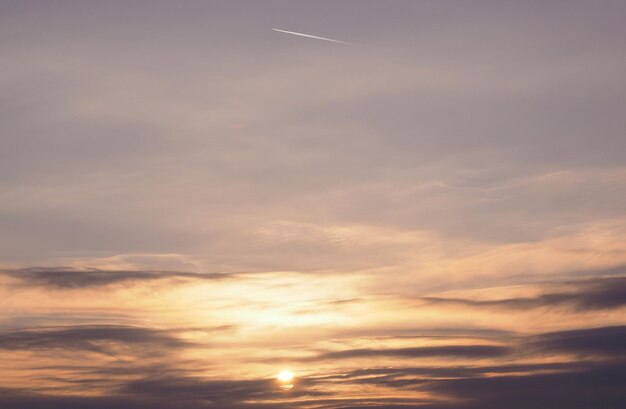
[
  {"xmin": 313, "ymin": 345, "xmax": 511, "ymax": 361},
  {"xmin": 0, "ymin": 267, "xmax": 232, "ymax": 289},
  {"xmin": 0, "ymin": 325, "xmax": 191, "ymax": 354},
  {"xmin": 532, "ymin": 325, "xmax": 626, "ymax": 357},
  {"xmin": 420, "ymin": 276, "xmax": 626, "ymax": 311}
]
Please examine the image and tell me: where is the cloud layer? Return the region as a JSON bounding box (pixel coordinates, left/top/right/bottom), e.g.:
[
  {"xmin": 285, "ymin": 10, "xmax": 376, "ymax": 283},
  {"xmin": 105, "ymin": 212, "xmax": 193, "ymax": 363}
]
[{"xmin": 2, "ymin": 1, "xmax": 626, "ymax": 407}]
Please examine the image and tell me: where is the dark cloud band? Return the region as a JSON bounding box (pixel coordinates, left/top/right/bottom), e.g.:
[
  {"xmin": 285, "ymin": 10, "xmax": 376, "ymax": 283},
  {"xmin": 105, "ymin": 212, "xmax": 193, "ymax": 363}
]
[
  {"xmin": 421, "ymin": 276, "xmax": 626, "ymax": 312},
  {"xmin": 0, "ymin": 267, "xmax": 231, "ymax": 289}
]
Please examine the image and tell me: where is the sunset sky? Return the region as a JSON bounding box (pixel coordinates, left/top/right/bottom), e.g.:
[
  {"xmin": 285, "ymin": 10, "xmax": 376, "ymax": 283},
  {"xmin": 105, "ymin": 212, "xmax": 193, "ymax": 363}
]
[{"xmin": 1, "ymin": 1, "xmax": 626, "ymax": 408}]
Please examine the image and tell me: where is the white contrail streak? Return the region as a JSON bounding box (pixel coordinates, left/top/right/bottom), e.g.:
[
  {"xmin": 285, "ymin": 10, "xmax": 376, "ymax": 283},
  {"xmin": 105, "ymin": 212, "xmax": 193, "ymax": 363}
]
[{"xmin": 272, "ymin": 28, "xmax": 357, "ymax": 46}]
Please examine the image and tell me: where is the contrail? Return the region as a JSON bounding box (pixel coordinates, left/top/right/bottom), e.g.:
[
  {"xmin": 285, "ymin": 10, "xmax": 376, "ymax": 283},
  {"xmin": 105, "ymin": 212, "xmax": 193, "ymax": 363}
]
[{"xmin": 272, "ymin": 28, "xmax": 357, "ymax": 46}]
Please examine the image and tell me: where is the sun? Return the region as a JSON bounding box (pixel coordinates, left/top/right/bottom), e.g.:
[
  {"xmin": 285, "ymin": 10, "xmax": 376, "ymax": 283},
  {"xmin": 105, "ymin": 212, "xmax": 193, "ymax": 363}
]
[
  {"xmin": 277, "ymin": 370, "xmax": 295, "ymax": 391},
  {"xmin": 277, "ymin": 370, "xmax": 294, "ymax": 383}
]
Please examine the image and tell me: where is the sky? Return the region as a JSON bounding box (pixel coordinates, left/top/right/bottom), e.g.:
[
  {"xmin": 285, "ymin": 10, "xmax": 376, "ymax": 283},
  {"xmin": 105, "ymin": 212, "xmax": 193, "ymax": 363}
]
[{"xmin": 1, "ymin": 1, "xmax": 626, "ymax": 407}]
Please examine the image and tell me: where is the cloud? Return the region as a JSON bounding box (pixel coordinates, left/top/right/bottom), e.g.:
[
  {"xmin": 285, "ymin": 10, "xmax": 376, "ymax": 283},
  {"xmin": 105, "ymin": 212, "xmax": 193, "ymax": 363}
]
[
  {"xmin": 1, "ymin": 2, "xmax": 626, "ymax": 408},
  {"xmin": 314, "ymin": 325, "xmax": 626, "ymax": 364},
  {"xmin": 314, "ymin": 345, "xmax": 511, "ymax": 361},
  {"xmin": 0, "ymin": 267, "xmax": 231, "ymax": 289},
  {"xmin": 0, "ymin": 391, "xmax": 170, "ymax": 409},
  {"xmin": 421, "ymin": 275, "xmax": 626, "ymax": 311},
  {"xmin": 312, "ymin": 326, "xmax": 626, "ymax": 408},
  {"xmin": 123, "ymin": 375, "xmax": 328, "ymax": 403},
  {"xmin": 0, "ymin": 363, "xmax": 328, "ymax": 408},
  {"xmin": 1, "ymin": 325, "xmax": 625, "ymax": 408},
  {"xmin": 5, "ymin": 360, "xmax": 623, "ymax": 409},
  {"xmin": 316, "ymin": 360, "xmax": 626, "ymax": 409},
  {"xmin": 532, "ymin": 325, "xmax": 626, "ymax": 357},
  {"xmin": 423, "ymin": 362, "xmax": 626, "ymax": 409},
  {"xmin": 0, "ymin": 325, "xmax": 191, "ymax": 354},
  {"xmin": 336, "ymin": 361, "xmax": 582, "ymax": 381},
  {"xmin": 0, "ymin": 388, "xmax": 290, "ymax": 409},
  {"xmin": 2, "ymin": 0, "xmax": 626, "ymax": 269}
]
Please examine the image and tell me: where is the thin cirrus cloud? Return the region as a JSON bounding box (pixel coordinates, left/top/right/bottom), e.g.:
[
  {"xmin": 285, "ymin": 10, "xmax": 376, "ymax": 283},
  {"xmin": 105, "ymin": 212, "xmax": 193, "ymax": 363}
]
[
  {"xmin": 0, "ymin": 325, "xmax": 192, "ymax": 353},
  {"xmin": 0, "ymin": 325, "xmax": 623, "ymax": 408},
  {"xmin": 0, "ymin": 267, "xmax": 232, "ymax": 289},
  {"xmin": 532, "ymin": 325, "xmax": 626, "ymax": 357},
  {"xmin": 420, "ymin": 275, "xmax": 626, "ymax": 312},
  {"xmin": 305, "ymin": 325, "xmax": 626, "ymax": 364},
  {"xmin": 422, "ymin": 363, "xmax": 626, "ymax": 409},
  {"xmin": 312, "ymin": 345, "xmax": 512, "ymax": 361}
]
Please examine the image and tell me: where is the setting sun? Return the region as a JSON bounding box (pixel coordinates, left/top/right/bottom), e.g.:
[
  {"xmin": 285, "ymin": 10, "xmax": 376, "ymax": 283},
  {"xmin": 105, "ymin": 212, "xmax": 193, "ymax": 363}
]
[
  {"xmin": 277, "ymin": 370, "xmax": 295, "ymax": 391},
  {"xmin": 277, "ymin": 370, "xmax": 294, "ymax": 382}
]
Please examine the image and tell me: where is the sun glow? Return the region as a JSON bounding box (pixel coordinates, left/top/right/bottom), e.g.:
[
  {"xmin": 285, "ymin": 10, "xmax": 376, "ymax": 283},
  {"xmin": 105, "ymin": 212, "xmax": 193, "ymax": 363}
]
[
  {"xmin": 277, "ymin": 370, "xmax": 294, "ymax": 391},
  {"xmin": 277, "ymin": 370, "xmax": 293, "ymax": 382}
]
